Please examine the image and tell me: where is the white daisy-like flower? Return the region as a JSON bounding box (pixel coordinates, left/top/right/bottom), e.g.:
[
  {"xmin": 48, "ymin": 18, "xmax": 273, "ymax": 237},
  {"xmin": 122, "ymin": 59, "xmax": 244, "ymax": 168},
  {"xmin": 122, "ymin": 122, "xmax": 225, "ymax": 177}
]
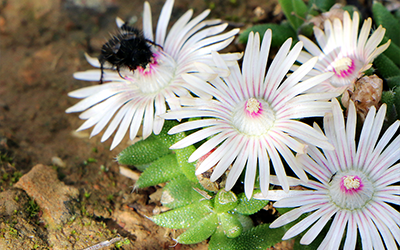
[
  {"xmin": 294, "ymin": 11, "xmax": 390, "ymax": 94},
  {"xmin": 66, "ymin": 0, "xmax": 240, "ymax": 149},
  {"xmin": 269, "ymin": 99, "xmax": 400, "ymax": 250},
  {"xmin": 163, "ymin": 30, "xmax": 339, "ymax": 199}
]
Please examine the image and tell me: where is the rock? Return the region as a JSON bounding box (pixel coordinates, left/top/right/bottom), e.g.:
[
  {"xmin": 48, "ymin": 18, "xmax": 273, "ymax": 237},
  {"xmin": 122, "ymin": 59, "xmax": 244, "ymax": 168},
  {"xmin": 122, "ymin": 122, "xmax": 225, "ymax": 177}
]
[
  {"xmin": 14, "ymin": 164, "xmax": 79, "ymax": 229},
  {"xmin": 0, "ymin": 189, "xmax": 23, "ymax": 216},
  {"xmin": 47, "ymin": 217, "xmax": 117, "ymax": 250},
  {"xmin": 0, "ymin": 189, "xmax": 48, "ymax": 249}
]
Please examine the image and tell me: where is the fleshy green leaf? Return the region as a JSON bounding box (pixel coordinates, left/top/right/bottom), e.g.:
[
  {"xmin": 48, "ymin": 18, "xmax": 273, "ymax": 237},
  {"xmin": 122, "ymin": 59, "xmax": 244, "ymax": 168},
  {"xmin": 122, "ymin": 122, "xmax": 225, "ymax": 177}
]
[
  {"xmin": 161, "ymin": 175, "xmax": 204, "ymax": 209},
  {"xmin": 176, "ymin": 213, "xmax": 218, "ymax": 244},
  {"xmin": 117, "ymin": 135, "xmax": 170, "ymax": 166},
  {"xmin": 235, "ymin": 213, "xmax": 253, "ymax": 232},
  {"xmin": 218, "ymin": 212, "xmax": 243, "ymax": 238},
  {"xmin": 208, "ymin": 226, "xmax": 232, "ymax": 250},
  {"xmin": 214, "ymin": 190, "xmax": 238, "ymax": 213},
  {"xmin": 298, "ymin": 22, "xmax": 314, "ymax": 37},
  {"xmin": 279, "ymin": 0, "xmax": 308, "ymax": 30},
  {"xmin": 151, "ymin": 199, "xmax": 213, "ymax": 229},
  {"xmin": 238, "ymin": 23, "xmax": 297, "ymax": 47},
  {"xmin": 209, "ymin": 223, "xmax": 287, "ymax": 250},
  {"xmin": 387, "ymin": 75, "xmax": 400, "ymax": 88},
  {"xmin": 134, "ymin": 154, "xmax": 180, "ymax": 188},
  {"xmin": 381, "ymin": 90, "xmax": 395, "ymax": 107},
  {"xmin": 307, "ymin": 0, "xmax": 335, "ymax": 12},
  {"xmin": 235, "ymin": 191, "xmax": 269, "ymax": 215},
  {"xmin": 372, "ymin": 2, "xmax": 400, "ymax": 46},
  {"xmin": 374, "ymin": 54, "xmax": 400, "ymax": 79},
  {"xmin": 382, "ymin": 36, "xmax": 400, "ymax": 68},
  {"xmin": 381, "ymin": 90, "xmax": 397, "ymax": 126},
  {"xmin": 174, "ymin": 142, "xmax": 198, "ymax": 183},
  {"xmin": 155, "ymin": 120, "xmax": 180, "ymax": 148},
  {"xmin": 393, "ymin": 86, "xmax": 400, "ymax": 122}
]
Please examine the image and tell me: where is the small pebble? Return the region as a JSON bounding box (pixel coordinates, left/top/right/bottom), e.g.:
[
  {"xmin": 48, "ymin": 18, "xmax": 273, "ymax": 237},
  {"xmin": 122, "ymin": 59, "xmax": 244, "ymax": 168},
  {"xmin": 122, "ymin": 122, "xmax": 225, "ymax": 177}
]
[
  {"xmin": 119, "ymin": 166, "xmax": 140, "ymax": 181},
  {"xmin": 52, "ymin": 156, "xmax": 66, "ymax": 168}
]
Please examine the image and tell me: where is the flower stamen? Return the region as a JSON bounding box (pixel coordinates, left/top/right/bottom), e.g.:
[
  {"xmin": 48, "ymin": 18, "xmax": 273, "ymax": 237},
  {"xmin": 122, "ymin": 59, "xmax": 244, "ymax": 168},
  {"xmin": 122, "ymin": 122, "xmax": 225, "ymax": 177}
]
[
  {"xmin": 245, "ymin": 98, "xmax": 262, "ymax": 116},
  {"xmin": 340, "ymin": 175, "xmax": 363, "ymax": 194},
  {"xmin": 332, "ymin": 57, "xmax": 355, "ymax": 78}
]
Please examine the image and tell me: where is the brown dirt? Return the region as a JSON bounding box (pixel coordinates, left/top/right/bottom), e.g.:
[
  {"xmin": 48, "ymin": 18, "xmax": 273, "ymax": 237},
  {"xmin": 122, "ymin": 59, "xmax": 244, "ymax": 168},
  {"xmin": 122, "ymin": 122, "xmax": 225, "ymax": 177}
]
[{"xmin": 0, "ymin": 0, "xmax": 281, "ymax": 249}]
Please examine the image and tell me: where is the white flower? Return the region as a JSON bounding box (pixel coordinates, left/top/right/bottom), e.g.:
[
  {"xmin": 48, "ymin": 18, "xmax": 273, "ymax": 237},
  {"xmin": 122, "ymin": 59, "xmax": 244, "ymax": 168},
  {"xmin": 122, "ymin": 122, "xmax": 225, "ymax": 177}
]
[
  {"xmin": 163, "ymin": 30, "xmax": 338, "ymax": 199},
  {"xmin": 294, "ymin": 11, "xmax": 390, "ymax": 94},
  {"xmin": 269, "ymin": 99, "xmax": 400, "ymax": 250},
  {"xmin": 66, "ymin": 0, "xmax": 240, "ymax": 150}
]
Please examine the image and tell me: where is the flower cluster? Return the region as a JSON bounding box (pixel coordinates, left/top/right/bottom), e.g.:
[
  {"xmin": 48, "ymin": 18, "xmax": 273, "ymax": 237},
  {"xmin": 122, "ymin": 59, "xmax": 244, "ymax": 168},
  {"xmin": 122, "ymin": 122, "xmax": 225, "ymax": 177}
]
[{"xmin": 67, "ymin": 1, "xmax": 398, "ymax": 248}]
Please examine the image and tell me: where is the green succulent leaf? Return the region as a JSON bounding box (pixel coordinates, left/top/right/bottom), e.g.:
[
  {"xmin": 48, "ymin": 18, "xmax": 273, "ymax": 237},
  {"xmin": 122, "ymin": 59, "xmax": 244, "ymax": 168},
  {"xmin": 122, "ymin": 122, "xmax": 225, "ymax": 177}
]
[
  {"xmin": 279, "ymin": 0, "xmax": 308, "ymax": 30},
  {"xmin": 117, "ymin": 135, "xmax": 170, "ymax": 166},
  {"xmin": 387, "ymin": 75, "xmax": 400, "ymax": 88},
  {"xmin": 151, "ymin": 199, "xmax": 213, "ymax": 229},
  {"xmin": 396, "ymin": 9, "xmax": 400, "ymax": 22},
  {"xmin": 382, "ymin": 36, "xmax": 400, "ymax": 68},
  {"xmin": 374, "ymin": 54, "xmax": 400, "ymax": 79},
  {"xmin": 235, "ymin": 213, "xmax": 254, "ymax": 232},
  {"xmin": 393, "ymin": 86, "xmax": 400, "ymax": 121},
  {"xmin": 208, "ymin": 226, "xmax": 232, "ymax": 250},
  {"xmin": 209, "ymin": 223, "xmax": 287, "ymax": 250},
  {"xmin": 235, "ymin": 191, "xmax": 269, "ymax": 215},
  {"xmin": 372, "ymin": 2, "xmax": 400, "ymax": 46},
  {"xmin": 218, "ymin": 212, "xmax": 243, "ymax": 238},
  {"xmin": 155, "ymin": 120, "xmax": 180, "ymax": 148},
  {"xmin": 214, "ymin": 190, "xmax": 238, "ymax": 213},
  {"xmin": 134, "ymin": 154, "xmax": 180, "ymax": 188},
  {"xmin": 378, "ymin": 90, "xmax": 398, "ymax": 127},
  {"xmin": 381, "ymin": 90, "xmax": 395, "ymax": 108},
  {"xmin": 307, "ymin": 0, "xmax": 335, "ymax": 12},
  {"xmin": 173, "ymin": 144, "xmax": 198, "ymax": 184},
  {"xmin": 161, "ymin": 175, "xmax": 204, "ymax": 209},
  {"xmin": 238, "ymin": 23, "xmax": 297, "ymax": 47},
  {"xmin": 176, "ymin": 213, "xmax": 218, "ymax": 244},
  {"xmin": 298, "ymin": 22, "xmax": 314, "ymax": 37}
]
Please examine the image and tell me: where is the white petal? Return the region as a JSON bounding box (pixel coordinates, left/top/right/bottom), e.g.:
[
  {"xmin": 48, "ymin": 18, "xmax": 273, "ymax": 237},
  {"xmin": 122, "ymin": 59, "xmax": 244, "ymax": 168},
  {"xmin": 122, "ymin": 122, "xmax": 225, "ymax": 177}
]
[
  {"xmin": 101, "ymin": 103, "xmax": 130, "ymax": 142},
  {"xmin": 153, "ymin": 93, "xmax": 166, "ymax": 135},
  {"xmin": 170, "ymin": 126, "xmax": 222, "ymax": 150},
  {"xmin": 155, "ymin": 0, "xmax": 173, "ymax": 46},
  {"xmin": 210, "ymin": 136, "xmax": 246, "ymax": 181},
  {"xmin": 189, "ymin": 130, "xmax": 232, "ymax": 163},
  {"xmin": 317, "ymin": 210, "xmax": 347, "ymax": 250},
  {"xmin": 142, "ymin": 2, "xmax": 154, "ymax": 42},
  {"xmin": 301, "ymin": 208, "xmax": 344, "ymax": 245},
  {"xmin": 244, "ymin": 138, "xmax": 257, "ymax": 199},
  {"xmin": 258, "ymin": 141, "xmax": 270, "ymax": 196},
  {"xmin": 225, "ymin": 143, "xmax": 248, "ymax": 190},
  {"xmin": 264, "ymin": 38, "xmax": 292, "ymax": 100},
  {"xmin": 129, "ymin": 103, "xmax": 145, "ymax": 140}
]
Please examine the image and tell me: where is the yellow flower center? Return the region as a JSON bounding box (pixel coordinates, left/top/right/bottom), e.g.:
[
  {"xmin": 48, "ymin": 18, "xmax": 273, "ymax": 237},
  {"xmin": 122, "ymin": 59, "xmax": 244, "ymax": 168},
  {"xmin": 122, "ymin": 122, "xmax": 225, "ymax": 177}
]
[
  {"xmin": 246, "ymin": 98, "xmax": 261, "ymax": 114},
  {"xmin": 342, "ymin": 175, "xmax": 360, "ymax": 190}
]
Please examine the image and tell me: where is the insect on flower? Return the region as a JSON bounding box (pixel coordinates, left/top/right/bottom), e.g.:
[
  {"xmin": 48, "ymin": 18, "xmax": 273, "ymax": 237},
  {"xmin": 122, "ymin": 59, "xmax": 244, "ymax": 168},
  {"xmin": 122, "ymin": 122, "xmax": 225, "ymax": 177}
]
[
  {"xmin": 67, "ymin": 0, "xmax": 240, "ymax": 150},
  {"xmin": 98, "ymin": 22, "xmax": 161, "ymax": 84}
]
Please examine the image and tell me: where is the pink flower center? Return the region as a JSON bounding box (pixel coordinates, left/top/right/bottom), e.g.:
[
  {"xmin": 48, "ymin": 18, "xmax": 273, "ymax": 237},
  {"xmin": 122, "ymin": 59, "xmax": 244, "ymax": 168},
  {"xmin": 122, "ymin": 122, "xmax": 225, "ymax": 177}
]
[
  {"xmin": 245, "ymin": 98, "xmax": 263, "ymax": 117},
  {"xmin": 340, "ymin": 175, "xmax": 363, "ymax": 194},
  {"xmin": 232, "ymin": 98, "xmax": 275, "ymax": 136},
  {"xmin": 332, "ymin": 57, "xmax": 355, "ymax": 78}
]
